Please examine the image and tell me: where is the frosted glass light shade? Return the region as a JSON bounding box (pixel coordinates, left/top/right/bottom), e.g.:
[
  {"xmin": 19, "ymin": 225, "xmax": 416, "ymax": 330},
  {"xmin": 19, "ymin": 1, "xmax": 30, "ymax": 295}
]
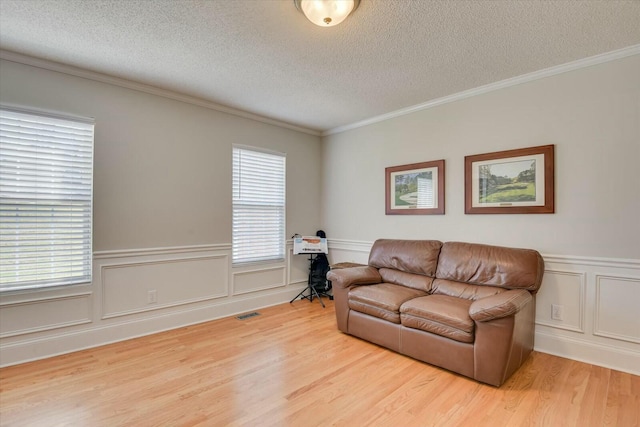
[{"xmin": 296, "ymin": 0, "xmax": 359, "ymax": 27}]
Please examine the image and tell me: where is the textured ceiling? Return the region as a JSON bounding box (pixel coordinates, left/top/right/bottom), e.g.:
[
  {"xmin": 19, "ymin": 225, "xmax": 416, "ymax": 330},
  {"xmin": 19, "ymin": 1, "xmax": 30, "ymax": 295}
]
[{"xmin": 1, "ymin": 0, "xmax": 639, "ymax": 133}]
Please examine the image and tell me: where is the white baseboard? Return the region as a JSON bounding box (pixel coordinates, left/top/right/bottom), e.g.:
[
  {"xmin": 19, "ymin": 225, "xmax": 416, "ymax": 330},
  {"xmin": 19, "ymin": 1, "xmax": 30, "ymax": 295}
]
[{"xmin": 535, "ymin": 330, "xmax": 640, "ymax": 376}]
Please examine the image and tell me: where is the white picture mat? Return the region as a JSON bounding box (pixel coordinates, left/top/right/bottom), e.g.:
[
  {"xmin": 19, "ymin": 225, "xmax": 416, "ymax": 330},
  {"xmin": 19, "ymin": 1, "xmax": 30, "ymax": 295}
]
[
  {"xmin": 471, "ymin": 153, "xmax": 545, "ymax": 208},
  {"xmin": 390, "ymin": 166, "xmax": 439, "ymax": 210}
]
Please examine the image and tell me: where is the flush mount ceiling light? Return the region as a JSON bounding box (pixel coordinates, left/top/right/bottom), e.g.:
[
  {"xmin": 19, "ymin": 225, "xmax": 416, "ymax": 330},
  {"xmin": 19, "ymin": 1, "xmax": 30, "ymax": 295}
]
[{"xmin": 294, "ymin": 0, "xmax": 360, "ymax": 27}]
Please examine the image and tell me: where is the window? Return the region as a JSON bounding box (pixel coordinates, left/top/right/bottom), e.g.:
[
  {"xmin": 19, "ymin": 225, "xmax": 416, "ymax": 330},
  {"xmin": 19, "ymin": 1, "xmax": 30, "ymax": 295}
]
[
  {"xmin": 0, "ymin": 107, "xmax": 94, "ymax": 292},
  {"xmin": 232, "ymin": 146, "xmax": 285, "ymax": 264}
]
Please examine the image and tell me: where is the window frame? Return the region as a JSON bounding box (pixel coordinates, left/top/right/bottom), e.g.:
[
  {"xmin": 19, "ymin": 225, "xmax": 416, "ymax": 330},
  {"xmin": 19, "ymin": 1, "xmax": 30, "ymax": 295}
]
[
  {"xmin": 0, "ymin": 105, "xmax": 95, "ymax": 293},
  {"xmin": 232, "ymin": 145, "xmax": 286, "ymax": 266}
]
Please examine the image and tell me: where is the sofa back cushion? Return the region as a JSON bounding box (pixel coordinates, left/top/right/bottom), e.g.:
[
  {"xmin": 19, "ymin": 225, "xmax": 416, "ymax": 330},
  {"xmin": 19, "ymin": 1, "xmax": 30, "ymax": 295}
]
[
  {"xmin": 379, "ymin": 268, "xmax": 434, "ymax": 292},
  {"xmin": 431, "ymin": 278, "xmax": 505, "ymax": 301},
  {"xmin": 369, "ymin": 239, "xmax": 443, "ymax": 277},
  {"xmin": 436, "ymin": 242, "xmax": 544, "ymax": 292}
]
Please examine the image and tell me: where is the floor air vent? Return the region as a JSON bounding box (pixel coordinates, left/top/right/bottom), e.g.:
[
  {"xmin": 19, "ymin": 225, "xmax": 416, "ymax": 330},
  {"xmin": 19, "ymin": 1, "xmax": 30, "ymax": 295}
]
[{"xmin": 236, "ymin": 312, "xmax": 260, "ymax": 320}]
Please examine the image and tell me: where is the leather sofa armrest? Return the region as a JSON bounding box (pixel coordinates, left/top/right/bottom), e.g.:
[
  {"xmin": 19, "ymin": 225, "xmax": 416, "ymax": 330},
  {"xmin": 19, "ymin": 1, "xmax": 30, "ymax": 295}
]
[
  {"xmin": 469, "ymin": 289, "xmax": 533, "ymax": 322},
  {"xmin": 327, "ymin": 266, "xmax": 381, "ymax": 289}
]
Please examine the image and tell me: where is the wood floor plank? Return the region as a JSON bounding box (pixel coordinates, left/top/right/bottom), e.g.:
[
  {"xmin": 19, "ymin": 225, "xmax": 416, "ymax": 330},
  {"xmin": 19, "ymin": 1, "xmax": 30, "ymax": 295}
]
[{"xmin": 1, "ymin": 299, "xmax": 638, "ymax": 426}]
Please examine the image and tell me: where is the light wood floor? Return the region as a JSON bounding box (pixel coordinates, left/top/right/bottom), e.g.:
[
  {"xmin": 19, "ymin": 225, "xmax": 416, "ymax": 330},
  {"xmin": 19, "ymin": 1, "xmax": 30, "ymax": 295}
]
[{"xmin": 1, "ymin": 299, "xmax": 638, "ymax": 427}]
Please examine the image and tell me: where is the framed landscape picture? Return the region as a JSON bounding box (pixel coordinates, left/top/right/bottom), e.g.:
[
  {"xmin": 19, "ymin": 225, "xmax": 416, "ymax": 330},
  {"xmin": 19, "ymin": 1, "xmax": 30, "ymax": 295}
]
[
  {"xmin": 385, "ymin": 159, "xmax": 445, "ymax": 215},
  {"xmin": 465, "ymin": 144, "xmax": 554, "ymax": 214}
]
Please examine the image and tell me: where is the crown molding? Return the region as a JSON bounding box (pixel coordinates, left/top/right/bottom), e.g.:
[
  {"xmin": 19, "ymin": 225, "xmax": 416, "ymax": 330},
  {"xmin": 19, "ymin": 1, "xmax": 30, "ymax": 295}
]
[
  {"xmin": 0, "ymin": 49, "xmax": 322, "ymax": 137},
  {"xmin": 323, "ymin": 44, "xmax": 640, "ymax": 136},
  {"xmin": 3, "ymin": 44, "xmax": 638, "ymax": 139}
]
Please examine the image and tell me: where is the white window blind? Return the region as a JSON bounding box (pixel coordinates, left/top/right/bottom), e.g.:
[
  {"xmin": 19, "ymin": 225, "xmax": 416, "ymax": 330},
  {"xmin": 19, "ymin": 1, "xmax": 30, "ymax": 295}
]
[
  {"xmin": 0, "ymin": 108, "xmax": 94, "ymax": 292},
  {"xmin": 232, "ymin": 147, "xmax": 285, "ymax": 264}
]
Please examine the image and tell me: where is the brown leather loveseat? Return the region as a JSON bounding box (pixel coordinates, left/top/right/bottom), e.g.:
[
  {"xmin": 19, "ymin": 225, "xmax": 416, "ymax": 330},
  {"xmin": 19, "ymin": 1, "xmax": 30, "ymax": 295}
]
[{"xmin": 326, "ymin": 239, "xmax": 544, "ymax": 386}]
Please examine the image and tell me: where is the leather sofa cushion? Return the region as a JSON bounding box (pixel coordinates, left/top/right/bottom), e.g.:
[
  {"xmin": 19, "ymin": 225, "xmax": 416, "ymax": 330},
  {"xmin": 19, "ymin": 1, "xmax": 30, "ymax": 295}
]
[
  {"xmin": 431, "ymin": 278, "xmax": 504, "ymax": 301},
  {"xmin": 327, "ymin": 266, "xmax": 382, "ymax": 289},
  {"xmin": 349, "ymin": 283, "xmax": 427, "ymax": 324},
  {"xmin": 469, "ymin": 289, "xmax": 532, "ymax": 322},
  {"xmin": 436, "ymin": 242, "xmax": 544, "ymax": 292},
  {"xmin": 400, "ymin": 295, "xmax": 474, "ymax": 343},
  {"xmin": 379, "ymin": 268, "xmax": 434, "ymax": 292},
  {"xmin": 369, "ymin": 239, "xmax": 442, "ymax": 277}
]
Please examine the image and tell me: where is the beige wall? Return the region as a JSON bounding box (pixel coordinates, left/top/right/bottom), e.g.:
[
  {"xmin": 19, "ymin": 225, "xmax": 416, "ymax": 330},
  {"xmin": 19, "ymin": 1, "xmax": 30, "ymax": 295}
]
[
  {"xmin": 321, "ymin": 54, "xmax": 640, "ymax": 260},
  {"xmin": 0, "ymin": 58, "xmax": 320, "ymax": 365},
  {"xmin": 0, "ymin": 59, "xmax": 322, "ymax": 251}
]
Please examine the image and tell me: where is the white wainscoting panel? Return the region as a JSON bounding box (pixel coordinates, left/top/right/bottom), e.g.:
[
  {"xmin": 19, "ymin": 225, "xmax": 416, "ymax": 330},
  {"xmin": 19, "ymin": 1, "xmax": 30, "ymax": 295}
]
[
  {"xmin": 0, "ymin": 243, "xmax": 309, "ymax": 367},
  {"xmin": 535, "ymin": 270, "xmax": 585, "ymax": 333},
  {"xmin": 0, "ymin": 292, "xmax": 92, "ymax": 338},
  {"xmin": 232, "ymin": 265, "xmax": 286, "ymax": 295},
  {"xmin": 102, "ymin": 255, "xmax": 229, "ymax": 319},
  {"xmin": 594, "ymin": 275, "xmax": 640, "ymax": 344},
  {"xmin": 327, "ymin": 239, "xmax": 640, "ymax": 375}
]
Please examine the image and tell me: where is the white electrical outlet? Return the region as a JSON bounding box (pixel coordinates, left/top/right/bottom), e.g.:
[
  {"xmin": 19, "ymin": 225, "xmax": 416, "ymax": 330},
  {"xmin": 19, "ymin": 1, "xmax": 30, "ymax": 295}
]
[
  {"xmin": 148, "ymin": 289, "xmax": 158, "ymax": 304},
  {"xmin": 551, "ymin": 304, "xmax": 563, "ymax": 321}
]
